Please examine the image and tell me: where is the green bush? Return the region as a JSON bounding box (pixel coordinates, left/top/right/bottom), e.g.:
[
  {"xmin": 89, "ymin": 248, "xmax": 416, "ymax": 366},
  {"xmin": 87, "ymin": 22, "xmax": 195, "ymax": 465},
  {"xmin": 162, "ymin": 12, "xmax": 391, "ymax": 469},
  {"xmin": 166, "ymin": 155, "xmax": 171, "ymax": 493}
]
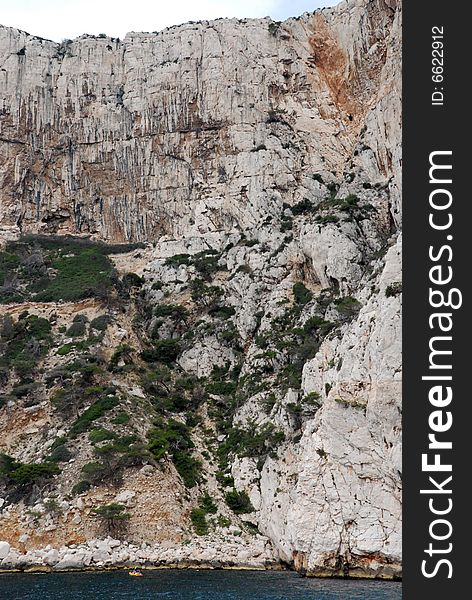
[
  {"xmin": 81, "ymin": 462, "xmax": 109, "ymax": 483},
  {"xmin": 385, "ymin": 282, "xmax": 402, "ymax": 297},
  {"xmin": 109, "ymin": 344, "xmax": 134, "ymax": 370},
  {"xmin": 89, "ymin": 428, "xmax": 116, "ymax": 443},
  {"xmin": 225, "ymin": 490, "xmax": 254, "ymax": 514},
  {"xmin": 0, "ymin": 315, "xmax": 52, "ymax": 377},
  {"xmin": 122, "ymin": 272, "xmax": 144, "ymax": 288},
  {"xmin": 173, "ymin": 452, "xmax": 202, "ymax": 488},
  {"xmin": 66, "ymin": 319, "xmax": 87, "ymax": 337},
  {"xmin": 90, "ymin": 315, "xmax": 111, "ymax": 331},
  {"xmin": 190, "ymin": 508, "xmax": 209, "ymax": 535},
  {"xmin": 57, "ymin": 344, "xmax": 74, "ymax": 356},
  {"xmin": 34, "ymin": 248, "xmax": 115, "ymax": 302},
  {"xmin": 291, "ymin": 198, "xmax": 314, "ymax": 216},
  {"xmin": 217, "ymin": 423, "xmax": 285, "ymax": 469},
  {"xmin": 141, "ymin": 339, "xmax": 180, "ymax": 365},
  {"xmin": 48, "ymin": 444, "xmax": 73, "ymax": 463},
  {"xmin": 293, "ymin": 282, "xmax": 312, "ymax": 305},
  {"xmin": 147, "ymin": 419, "xmax": 201, "ymax": 488},
  {"xmin": 217, "ymin": 515, "xmax": 231, "ymax": 528},
  {"xmin": 1, "ymin": 236, "xmax": 147, "ymax": 303},
  {"xmin": 11, "ymin": 383, "xmax": 36, "ymax": 398},
  {"xmin": 199, "ymin": 493, "xmax": 218, "ymax": 514},
  {"xmin": 154, "ymin": 304, "xmax": 188, "ymax": 322},
  {"xmin": 112, "ymin": 411, "xmax": 130, "ymax": 425},
  {"xmin": 72, "ymin": 480, "xmax": 91, "ymax": 495},
  {"xmin": 334, "ymin": 296, "xmax": 361, "ymax": 319},
  {"xmin": 193, "ymin": 250, "xmax": 223, "ymax": 280},
  {"xmin": 303, "ymin": 316, "xmax": 334, "ymax": 336},
  {"xmin": 0, "ymin": 454, "xmax": 60, "ymax": 486},
  {"xmin": 0, "ymin": 251, "xmax": 20, "ymax": 286},
  {"xmin": 302, "ymin": 391, "xmax": 322, "ymax": 407},
  {"xmin": 70, "ymin": 396, "xmax": 119, "ymax": 436},
  {"xmin": 208, "ymin": 305, "xmax": 236, "ymax": 320},
  {"xmin": 315, "ymin": 215, "xmax": 339, "ymax": 224},
  {"xmin": 164, "ymin": 254, "xmax": 191, "ymax": 267},
  {"xmin": 190, "ymin": 279, "xmax": 223, "ymax": 306},
  {"xmin": 206, "ymin": 381, "xmax": 237, "ymax": 396}
]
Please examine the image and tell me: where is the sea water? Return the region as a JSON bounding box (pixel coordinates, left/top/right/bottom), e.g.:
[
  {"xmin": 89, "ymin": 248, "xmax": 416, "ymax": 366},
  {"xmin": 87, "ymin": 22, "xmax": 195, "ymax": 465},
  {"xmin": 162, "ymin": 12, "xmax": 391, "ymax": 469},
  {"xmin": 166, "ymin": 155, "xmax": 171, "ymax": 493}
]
[{"xmin": 0, "ymin": 570, "xmax": 402, "ymax": 599}]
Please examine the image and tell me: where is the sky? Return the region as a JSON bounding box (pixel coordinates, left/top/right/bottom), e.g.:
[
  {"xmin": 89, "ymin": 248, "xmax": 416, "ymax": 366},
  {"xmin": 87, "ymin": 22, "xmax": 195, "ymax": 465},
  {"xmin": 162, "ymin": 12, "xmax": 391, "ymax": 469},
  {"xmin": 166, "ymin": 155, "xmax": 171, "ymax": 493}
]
[{"xmin": 0, "ymin": 0, "xmax": 335, "ymax": 42}]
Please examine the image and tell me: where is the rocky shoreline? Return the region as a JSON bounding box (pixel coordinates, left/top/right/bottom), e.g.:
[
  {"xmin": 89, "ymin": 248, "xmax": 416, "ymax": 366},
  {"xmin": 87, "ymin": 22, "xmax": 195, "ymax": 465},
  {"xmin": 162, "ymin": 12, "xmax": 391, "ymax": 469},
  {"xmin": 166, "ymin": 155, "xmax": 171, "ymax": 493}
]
[
  {"xmin": 0, "ymin": 536, "xmax": 281, "ymax": 573},
  {"xmin": 0, "ymin": 538, "xmax": 401, "ymax": 580}
]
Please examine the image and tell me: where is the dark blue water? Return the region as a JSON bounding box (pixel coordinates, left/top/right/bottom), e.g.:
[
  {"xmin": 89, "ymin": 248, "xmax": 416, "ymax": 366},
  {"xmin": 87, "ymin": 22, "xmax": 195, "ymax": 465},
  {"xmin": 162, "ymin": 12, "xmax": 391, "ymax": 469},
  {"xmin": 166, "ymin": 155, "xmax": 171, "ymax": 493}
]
[{"xmin": 0, "ymin": 570, "xmax": 401, "ymax": 599}]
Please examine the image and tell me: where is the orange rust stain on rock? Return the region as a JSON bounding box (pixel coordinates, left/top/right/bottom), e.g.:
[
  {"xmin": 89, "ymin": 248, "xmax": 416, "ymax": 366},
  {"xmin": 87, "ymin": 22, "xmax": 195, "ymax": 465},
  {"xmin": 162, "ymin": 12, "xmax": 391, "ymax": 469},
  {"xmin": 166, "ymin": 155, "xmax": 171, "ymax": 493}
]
[{"xmin": 309, "ymin": 14, "xmax": 361, "ymax": 125}]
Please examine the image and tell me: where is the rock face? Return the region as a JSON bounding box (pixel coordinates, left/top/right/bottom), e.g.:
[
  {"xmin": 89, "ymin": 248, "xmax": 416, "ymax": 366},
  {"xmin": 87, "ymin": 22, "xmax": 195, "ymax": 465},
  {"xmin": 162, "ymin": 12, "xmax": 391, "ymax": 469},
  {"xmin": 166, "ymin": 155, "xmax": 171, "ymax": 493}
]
[
  {"xmin": 0, "ymin": 0, "xmax": 400, "ymax": 242},
  {"xmin": 0, "ymin": 0, "xmax": 402, "ymax": 579}
]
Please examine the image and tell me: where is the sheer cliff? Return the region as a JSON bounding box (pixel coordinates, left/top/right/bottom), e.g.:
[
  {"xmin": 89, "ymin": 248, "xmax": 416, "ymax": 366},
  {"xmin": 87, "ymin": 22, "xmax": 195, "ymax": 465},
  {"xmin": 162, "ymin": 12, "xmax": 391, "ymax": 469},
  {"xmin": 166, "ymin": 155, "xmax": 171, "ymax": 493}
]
[{"xmin": 0, "ymin": 0, "xmax": 402, "ymax": 578}]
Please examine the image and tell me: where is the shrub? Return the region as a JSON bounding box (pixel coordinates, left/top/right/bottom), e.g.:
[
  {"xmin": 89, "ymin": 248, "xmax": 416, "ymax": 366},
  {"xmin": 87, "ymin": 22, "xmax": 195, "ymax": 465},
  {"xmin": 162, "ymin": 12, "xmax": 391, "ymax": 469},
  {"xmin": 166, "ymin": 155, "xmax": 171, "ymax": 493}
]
[
  {"xmin": 315, "ymin": 215, "xmax": 339, "ymax": 224},
  {"xmin": 165, "ymin": 254, "xmax": 192, "ymax": 267},
  {"xmin": 57, "ymin": 344, "xmax": 74, "ymax": 356},
  {"xmin": 190, "ymin": 508, "xmax": 209, "ymax": 536},
  {"xmin": 287, "ymin": 402, "xmax": 302, "ymax": 415},
  {"xmin": 43, "ymin": 498, "xmax": 62, "ymax": 514},
  {"xmin": 11, "ymin": 383, "xmax": 36, "ymax": 398},
  {"xmin": 302, "ymin": 391, "xmax": 322, "ymax": 407},
  {"xmin": 112, "ymin": 411, "xmax": 130, "ymax": 425},
  {"xmin": 72, "ymin": 480, "xmax": 91, "ymax": 495},
  {"xmin": 0, "ymin": 454, "xmax": 60, "ymax": 487},
  {"xmin": 189, "ymin": 279, "xmax": 223, "ymax": 306},
  {"xmin": 291, "ymin": 198, "xmax": 314, "ymax": 216},
  {"xmin": 225, "ymin": 490, "xmax": 254, "ymax": 514},
  {"xmin": 90, "ymin": 315, "xmax": 111, "ymax": 331},
  {"xmin": 334, "ymin": 296, "xmax": 361, "ymax": 319},
  {"xmin": 217, "ymin": 515, "xmax": 231, "ymax": 528},
  {"xmin": 34, "ymin": 248, "xmax": 115, "ymax": 302},
  {"xmin": 172, "ymin": 452, "xmax": 202, "ymax": 488},
  {"xmin": 140, "ymin": 339, "xmax": 180, "ymax": 365},
  {"xmin": 385, "ymin": 282, "xmax": 402, "ymax": 297},
  {"xmin": 109, "ymin": 344, "xmax": 134, "ymax": 370},
  {"xmin": 66, "ymin": 319, "xmax": 87, "ymax": 337},
  {"xmin": 122, "ymin": 272, "xmax": 144, "ymax": 288},
  {"xmin": 303, "ymin": 316, "xmax": 333, "ymax": 336},
  {"xmin": 48, "ymin": 444, "xmax": 73, "ymax": 463},
  {"xmin": 154, "ymin": 304, "xmax": 188, "ymax": 322},
  {"xmin": 147, "ymin": 419, "xmax": 201, "ymax": 488},
  {"xmin": 0, "ymin": 251, "xmax": 20, "ymax": 286},
  {"xmin": 293, "ymin": 282, "xmax": 312, "ymax": 305},
  {"xmin": 199, "ymin": 493, "xmax": 218, "ymax": 514},
  {"xmin": 268, "ymin": 21, "xmax": 281, "ymax": 35},
  {"xmin": 206, "ymin": 381, "xmax": 237, "ymax": 396},
  {"xmin": 89, "ymin": 428, "xmax": 116, "ymax": 443},
  {"xmin": 70, "ymin": 396, "xmax": 119, "ymax": 436},
  {"xmin": 193, "ymin": 250, "xmax": 222, "ymax": 280},
  {"xmin": 208, "ymin": 305, "xmax": 235, "ymax": 320},
  {"xmin": 0, "ymin": 315, "xmax": 52, "ymax": 376}
]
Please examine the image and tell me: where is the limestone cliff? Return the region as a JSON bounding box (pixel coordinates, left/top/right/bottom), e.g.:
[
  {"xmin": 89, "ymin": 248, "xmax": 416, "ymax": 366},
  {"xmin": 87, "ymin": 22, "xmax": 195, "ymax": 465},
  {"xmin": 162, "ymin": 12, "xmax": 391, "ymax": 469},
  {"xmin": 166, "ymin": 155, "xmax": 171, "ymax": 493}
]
[{"xmin": 0, "ymin": 0, "xmax": 402, "ymax": 578}]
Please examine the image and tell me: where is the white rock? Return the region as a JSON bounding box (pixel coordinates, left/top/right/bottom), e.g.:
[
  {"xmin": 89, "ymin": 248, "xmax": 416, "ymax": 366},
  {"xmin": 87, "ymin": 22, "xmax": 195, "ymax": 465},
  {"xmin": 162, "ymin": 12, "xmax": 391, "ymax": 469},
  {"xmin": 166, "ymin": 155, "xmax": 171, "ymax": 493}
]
[{"xmin": 0, "ymin": 541, "xmax": 11, "ymax": 559}]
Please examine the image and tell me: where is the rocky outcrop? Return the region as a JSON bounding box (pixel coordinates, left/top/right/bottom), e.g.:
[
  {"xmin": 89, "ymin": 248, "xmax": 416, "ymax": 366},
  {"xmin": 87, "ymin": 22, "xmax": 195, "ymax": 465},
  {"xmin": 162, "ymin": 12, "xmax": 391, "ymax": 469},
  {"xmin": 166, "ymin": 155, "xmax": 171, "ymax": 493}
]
[{"xmin": 0, "ymin": 0, "xmax": 402, "ymax": 579}]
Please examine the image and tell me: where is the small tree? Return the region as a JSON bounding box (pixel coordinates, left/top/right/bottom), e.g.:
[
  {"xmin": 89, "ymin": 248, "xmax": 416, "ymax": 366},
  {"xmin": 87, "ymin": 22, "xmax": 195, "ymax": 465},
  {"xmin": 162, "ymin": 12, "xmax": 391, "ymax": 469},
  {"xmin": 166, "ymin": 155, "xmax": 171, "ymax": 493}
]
[
  {"xmin": 92, "ymin": 503, "xmax": 130, "ymax": 535},
  {"xmin": 225, "ymin": 490, "xmax": 254, "ymax": 514}
]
